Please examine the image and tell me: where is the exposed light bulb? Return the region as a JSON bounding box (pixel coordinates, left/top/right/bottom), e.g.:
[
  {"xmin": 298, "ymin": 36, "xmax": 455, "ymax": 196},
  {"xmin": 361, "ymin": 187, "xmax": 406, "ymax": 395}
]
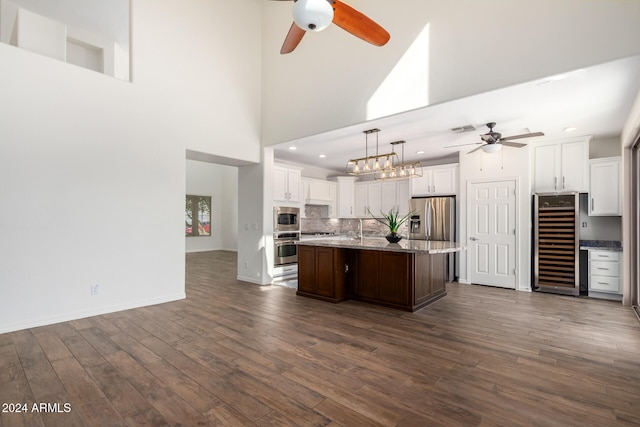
[
  {"xmin": 353, "ymin": 163, "xmax": 360, "ymax": 173},
  {"xmin": 374, "ymin": 159, "xmax": 380, "ymax": 170},
  {"xmin": 384, "ymin": 156, "xmax": 391, "ymax": 168},
  {"xmin": 364, "ymin": 161, "xmax": 371, "ymax": 172},
  {"xmin": 400, "ymin": 167, "xmax": 406, "ymax": 177}
]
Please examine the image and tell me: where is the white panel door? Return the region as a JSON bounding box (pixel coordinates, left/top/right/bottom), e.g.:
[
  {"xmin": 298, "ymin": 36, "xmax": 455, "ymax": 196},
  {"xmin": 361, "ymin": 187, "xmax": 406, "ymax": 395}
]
[{"xmin": 468, "ymin": 180, "xmax": 516, "ymax": 289}]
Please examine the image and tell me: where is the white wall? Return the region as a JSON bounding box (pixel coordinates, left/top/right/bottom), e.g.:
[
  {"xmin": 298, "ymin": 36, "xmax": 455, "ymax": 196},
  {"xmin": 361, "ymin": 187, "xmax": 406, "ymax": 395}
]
[
  {"xmin": 261, "ymin": 0, "xmax": 640, "ymax": 145},
  {"xmin": 221, "ymin": 166, "xmax": 239, "ymax": 250},
  {"xmin": 237, "ymin": 148, "xmax": 274, "ymax": 285},
  {"xmin": 0, "ymin": 0, "xmax": 261, "ymax": 333},
  {"xmin": 185, "ymin": 160, "xmax": 238, "ymax": 253}
]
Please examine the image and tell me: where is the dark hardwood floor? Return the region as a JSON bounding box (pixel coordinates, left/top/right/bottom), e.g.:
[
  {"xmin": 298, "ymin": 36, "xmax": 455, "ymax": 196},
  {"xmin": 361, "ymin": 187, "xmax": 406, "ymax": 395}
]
[{"xmin": 1, "ymin": 250, "xmax": 639, "ymax": 426}]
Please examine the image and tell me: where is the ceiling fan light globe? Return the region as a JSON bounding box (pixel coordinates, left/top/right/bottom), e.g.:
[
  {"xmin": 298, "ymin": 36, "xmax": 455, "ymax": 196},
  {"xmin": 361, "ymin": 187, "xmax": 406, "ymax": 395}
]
[
  {"xmin": 293, "ymin": 0, "xmax": 334, "ymax": 32},
  {"xmin": 482, "ymin": 143, "xmax": 502, "ymax": 154}
]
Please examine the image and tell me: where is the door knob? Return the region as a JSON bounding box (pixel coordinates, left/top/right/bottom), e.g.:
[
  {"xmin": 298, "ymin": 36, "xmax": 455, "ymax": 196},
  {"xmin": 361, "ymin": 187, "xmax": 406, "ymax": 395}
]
[{"xmin": 469, "ymin": 237, "xmax": 478, "ymax": 241}]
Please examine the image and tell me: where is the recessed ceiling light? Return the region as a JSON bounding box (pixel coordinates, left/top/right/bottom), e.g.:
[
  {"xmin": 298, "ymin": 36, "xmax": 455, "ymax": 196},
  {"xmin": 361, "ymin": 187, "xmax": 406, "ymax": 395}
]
[
  {"xmin": 416, "ymin": 150, "xmax": 425, "ymax": 155},
  {"xmin": 563, "ymin": 127, "xmax": 578, "ymax": 132},
  {"xmin": 318, "ymin": 154, "xmax": 326, "ymax": 158},
  {"xmin": 288, "ymin": 146, "xmax": 297, "ymax": 150}
]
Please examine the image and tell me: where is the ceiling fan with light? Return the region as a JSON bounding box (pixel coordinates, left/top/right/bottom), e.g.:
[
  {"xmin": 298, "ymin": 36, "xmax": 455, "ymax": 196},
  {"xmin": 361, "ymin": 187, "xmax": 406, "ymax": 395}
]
[
  {"xmin": 270, "ymin": 0, "xmax": 390, "ymax": 54},
  {"xmin": 447, "ymin": 122, "xmax": 545, "ymax": 154}
]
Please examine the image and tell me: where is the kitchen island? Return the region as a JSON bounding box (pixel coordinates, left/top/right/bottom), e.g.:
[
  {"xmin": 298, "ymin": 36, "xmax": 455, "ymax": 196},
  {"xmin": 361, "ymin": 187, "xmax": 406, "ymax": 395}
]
[{"xmin": 297, "ymin": 238, "xmax": 464, "ymax": 312}]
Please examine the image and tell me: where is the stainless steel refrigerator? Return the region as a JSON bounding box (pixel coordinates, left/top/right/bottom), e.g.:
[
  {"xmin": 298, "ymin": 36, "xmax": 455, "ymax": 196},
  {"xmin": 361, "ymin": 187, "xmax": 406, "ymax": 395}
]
[{"xmin": 409, "ymin": 196, "xmax": 456, "ymax": 281}]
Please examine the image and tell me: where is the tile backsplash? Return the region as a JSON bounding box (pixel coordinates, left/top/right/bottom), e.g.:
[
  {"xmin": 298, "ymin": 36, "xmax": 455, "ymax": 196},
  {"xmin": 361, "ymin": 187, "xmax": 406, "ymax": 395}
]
[{"xmin": 301, "ymin": 205, "xmax": 408, "ymax": 236}]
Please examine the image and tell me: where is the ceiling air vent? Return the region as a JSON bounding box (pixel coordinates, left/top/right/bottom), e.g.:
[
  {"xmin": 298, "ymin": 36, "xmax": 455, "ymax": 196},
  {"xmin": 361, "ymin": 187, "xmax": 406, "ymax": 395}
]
[{"xmin": 451, "ymin": 125, "xmax": 476, "ymax": 133}]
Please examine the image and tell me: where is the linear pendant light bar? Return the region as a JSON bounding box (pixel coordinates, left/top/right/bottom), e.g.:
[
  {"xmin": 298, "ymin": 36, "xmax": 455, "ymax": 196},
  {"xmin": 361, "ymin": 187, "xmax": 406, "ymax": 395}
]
[
  {"xmin": 374, "ymin": 140, "xmax": 423, "ymax": 181},
  {"xmin": 345, "ymin": 128, "xmax": 398, "ymax": 176}
]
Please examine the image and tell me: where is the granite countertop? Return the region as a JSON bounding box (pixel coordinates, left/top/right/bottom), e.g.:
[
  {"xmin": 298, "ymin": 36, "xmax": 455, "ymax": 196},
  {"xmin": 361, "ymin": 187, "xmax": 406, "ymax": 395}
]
[
  {"xmin": 297, "ymin": 237, "xmax": 466, "ymax": 254},
  {"xmin": 579, "ymin": 240, "xmax": 622, "ymax": 251}
]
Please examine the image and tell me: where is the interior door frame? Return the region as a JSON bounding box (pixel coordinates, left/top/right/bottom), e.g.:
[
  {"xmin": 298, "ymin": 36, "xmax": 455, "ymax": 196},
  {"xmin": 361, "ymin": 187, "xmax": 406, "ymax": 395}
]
[{"xmin": 465, "ymin": 177, "xmax": 520, "ymax": 289}]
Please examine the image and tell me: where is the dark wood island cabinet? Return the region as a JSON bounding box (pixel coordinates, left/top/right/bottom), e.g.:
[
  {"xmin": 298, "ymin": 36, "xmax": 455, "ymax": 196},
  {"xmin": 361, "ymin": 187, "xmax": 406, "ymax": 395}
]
[
  {"xmin": 297, "ymin": 238, "xmax": 463, "ymax": 312},
  {"xmin": 297, "ymin": 245, "xmax": 349, "ymax": 303}
]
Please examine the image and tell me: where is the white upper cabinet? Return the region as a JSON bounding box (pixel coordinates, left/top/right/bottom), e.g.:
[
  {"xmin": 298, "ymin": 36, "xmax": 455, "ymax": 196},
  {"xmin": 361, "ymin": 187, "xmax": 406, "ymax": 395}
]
[
  {"xmin": 396, "ymin": 180, "xmax": 411, "ymax": 217},
  {"xmin": 410, "ymin": 164, "xmax": 459, "ymax": 197},
  {"xmin": 589, "ymin": 157, "xmax": 622, "ymax": 216},
  {"xmin": 335, "ymin": 176, "xmax": 356, "ymax": 218},
  {"xmin": 274, "ymin": 164, "xmax": 302, "ymax": 203},
  {"xmin": 354, "ymin": 182, "xmax": 369, "ymax": 217},
  {"xmin": 353, "ymin": 180, "xmax": 411, "ymax": 218},
  {"xmin": 533, "ymin": 137, "xmax": 590, "ymax": 193},
  {"xmin": 380, "ymin": 181, "xmax": 397, "ymax": 214}
]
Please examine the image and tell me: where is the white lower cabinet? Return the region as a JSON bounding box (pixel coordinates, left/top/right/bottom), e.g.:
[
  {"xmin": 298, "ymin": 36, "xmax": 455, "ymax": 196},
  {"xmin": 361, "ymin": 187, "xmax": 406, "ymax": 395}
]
[{"xmin": 588, "ymin": 250, "xmax": 622, "ymax": 300}]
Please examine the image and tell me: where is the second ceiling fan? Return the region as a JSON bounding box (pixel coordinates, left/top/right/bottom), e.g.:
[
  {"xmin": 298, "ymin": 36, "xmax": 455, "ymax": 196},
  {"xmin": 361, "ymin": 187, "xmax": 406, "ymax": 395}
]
[
  {"xmin": 447, "ymin": 122, "xmax": 545, "ymax": 154},
  {"xmin": 270, "ymin": 0, "xmax": 390, "ymax": 54}
]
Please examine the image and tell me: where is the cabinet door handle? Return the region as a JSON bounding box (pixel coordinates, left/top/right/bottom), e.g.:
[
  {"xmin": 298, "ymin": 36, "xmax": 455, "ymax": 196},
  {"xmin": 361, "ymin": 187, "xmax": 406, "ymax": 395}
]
[
  {"xmin": 562, "ymin": 176, "xmax": 566, "ymax": 189},
  {"xmin": 554, "ymin": 177, "xmax": 557, "ymax": 189},
  {"xmin": 591, "ymin": 198, "xmax": 594, "ymax": 211},
  {"xmin": 597, "ymin": 267, "xmax": 609, "ymax": 271}
]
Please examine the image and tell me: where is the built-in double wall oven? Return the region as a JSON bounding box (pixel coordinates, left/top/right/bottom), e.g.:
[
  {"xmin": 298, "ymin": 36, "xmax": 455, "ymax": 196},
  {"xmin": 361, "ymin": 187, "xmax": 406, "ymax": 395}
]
[
  {"xmin": 274, "ymin": 231, "xmax": 299, "ymax": 266},
  {"xmin": 273, "ymin": 206, "xmax": 300, "ymax": 266}
]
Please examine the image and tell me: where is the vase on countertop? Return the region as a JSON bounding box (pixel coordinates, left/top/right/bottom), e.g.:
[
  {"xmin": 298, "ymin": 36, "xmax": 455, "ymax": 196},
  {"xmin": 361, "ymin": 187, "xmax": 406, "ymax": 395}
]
[{"xmin": 385, "ymin": 232, "xmax": 402, "ymax": 243}]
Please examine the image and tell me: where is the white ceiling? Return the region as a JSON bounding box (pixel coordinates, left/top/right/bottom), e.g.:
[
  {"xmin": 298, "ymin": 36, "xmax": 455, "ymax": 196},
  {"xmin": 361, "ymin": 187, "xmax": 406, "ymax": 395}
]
[{"xmin": 273, "ymin": 54, "xmax": 640, "ymax": 174}]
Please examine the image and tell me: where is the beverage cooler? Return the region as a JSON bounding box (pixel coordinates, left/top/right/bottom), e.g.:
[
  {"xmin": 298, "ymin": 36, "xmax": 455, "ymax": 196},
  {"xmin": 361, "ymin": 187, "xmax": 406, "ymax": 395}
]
[{"xmin": 533, "ymin": 192, "xmax": 580, "ymax": 296}]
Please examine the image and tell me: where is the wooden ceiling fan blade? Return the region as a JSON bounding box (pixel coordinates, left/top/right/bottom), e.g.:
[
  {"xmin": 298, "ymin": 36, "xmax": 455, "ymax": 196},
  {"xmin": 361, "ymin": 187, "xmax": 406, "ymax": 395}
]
[
  {"xmin": 332, "ymin": 0, "xmax": 390, "ymax": 46},
  {"xmin": 501, "ymin": 132, "xmax": 544, "ymax": 141},
  {"xmin": 280, "ymin": 22, "xmax": 306, "ymax": 54},
  {"xmin": 468, "ymin": 145, "xmax": 485, "ymax": 154},
  {"xmin": 501, "ymin": 141, "xmax": 527, "ymax": 148}
]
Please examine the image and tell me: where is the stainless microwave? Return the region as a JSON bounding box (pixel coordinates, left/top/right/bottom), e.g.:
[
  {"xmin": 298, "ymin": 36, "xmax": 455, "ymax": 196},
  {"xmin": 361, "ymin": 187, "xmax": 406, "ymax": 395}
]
[{"xmin": 273, "ymin": 206, "xmax": 300, "ymax": 232}]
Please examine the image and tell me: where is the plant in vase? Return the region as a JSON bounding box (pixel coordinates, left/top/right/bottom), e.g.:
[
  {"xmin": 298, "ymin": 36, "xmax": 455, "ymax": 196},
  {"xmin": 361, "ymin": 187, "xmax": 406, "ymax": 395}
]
[{"xmin": 367, "ymin": 208, "xmax": 413, "ymax": 243}]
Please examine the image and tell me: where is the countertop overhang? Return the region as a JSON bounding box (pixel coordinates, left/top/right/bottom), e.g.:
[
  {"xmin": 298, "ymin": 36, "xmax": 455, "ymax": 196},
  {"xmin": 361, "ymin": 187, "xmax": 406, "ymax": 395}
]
[{"xmin": 297, "ymin": 238, "xmax": 465, "ymax": 254}]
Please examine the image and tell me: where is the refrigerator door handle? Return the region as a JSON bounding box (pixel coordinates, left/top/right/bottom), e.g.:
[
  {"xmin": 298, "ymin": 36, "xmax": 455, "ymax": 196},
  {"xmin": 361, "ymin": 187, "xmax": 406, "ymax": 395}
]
[{"xmin": 425, "ymin": 200, "xmax": 431, "ymax": 239}]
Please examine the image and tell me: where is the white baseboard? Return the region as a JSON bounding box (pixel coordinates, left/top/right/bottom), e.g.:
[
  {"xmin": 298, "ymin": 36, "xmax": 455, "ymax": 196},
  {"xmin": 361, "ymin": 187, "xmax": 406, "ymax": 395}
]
[
  {"xmin": 236, "ymin": 275, "xmax": 270, "ymax": 286},
  {"xmin": 0, "ymin": 292, "xmax": 186, "ymax": 335}
]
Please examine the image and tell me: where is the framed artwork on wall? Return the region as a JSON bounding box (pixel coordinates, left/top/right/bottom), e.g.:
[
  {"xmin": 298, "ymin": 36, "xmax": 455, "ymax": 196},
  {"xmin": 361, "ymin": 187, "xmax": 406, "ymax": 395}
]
[{"xmin": 185, "ymin": 195, "xmax": 211, "ymax": 237}]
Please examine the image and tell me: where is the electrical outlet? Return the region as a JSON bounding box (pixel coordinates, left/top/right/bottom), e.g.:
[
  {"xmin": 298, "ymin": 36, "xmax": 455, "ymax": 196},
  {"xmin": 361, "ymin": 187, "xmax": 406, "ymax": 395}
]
[
  {"xmin": 582, "ymin": 222, "xmax": 588, "ymax": 228},
  {"xmin": 90, "ymin": 284, "xmax": 100, "ymax": 295}
]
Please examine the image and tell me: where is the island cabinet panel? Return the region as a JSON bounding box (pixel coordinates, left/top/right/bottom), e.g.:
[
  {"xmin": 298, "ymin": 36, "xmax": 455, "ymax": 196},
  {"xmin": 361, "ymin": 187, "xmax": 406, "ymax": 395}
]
[
  {"xmin": 297, "ymin": 245, "xmax": 348, "ymax": 303},
  {"xmin": 297, "ymin": 245, "xmax": 317, "ymax": 294},
  {"xmin": 414, "ymin": 253, "xmax": 446, "ymax": 308},
  {"xmin": 354, "ymin": 250, "xmax": 411, "ymax": 309},
  {"xmin": 315, "ymin": 247, "xmax": 337, "ymax": 297},
  {"xmin": 377, "ymin": 252, "xmax": 409, "ymax": 306},
  {"xmin": 354, "ymin": 249, "xmax": 379, "ymax": 299}
]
